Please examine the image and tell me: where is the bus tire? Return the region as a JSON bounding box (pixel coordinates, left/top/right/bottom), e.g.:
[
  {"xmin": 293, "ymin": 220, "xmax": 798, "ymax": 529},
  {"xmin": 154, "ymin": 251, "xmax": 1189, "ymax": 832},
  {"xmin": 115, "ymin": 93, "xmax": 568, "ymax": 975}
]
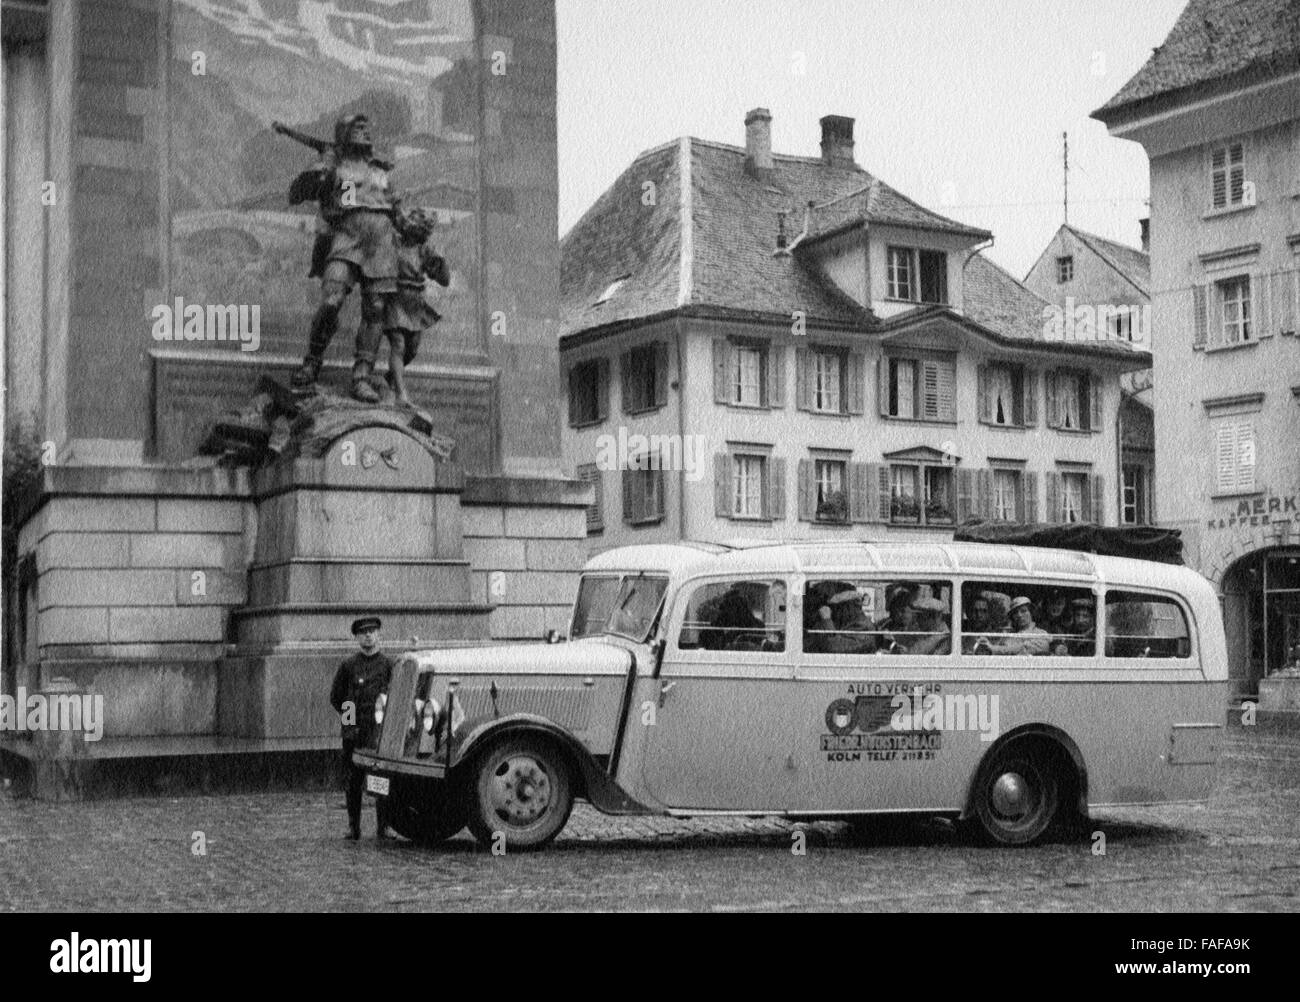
[
  {"xmin": 386, "ymin": 777, "xmax": 467, "ymax": 845},
  {"xmin": 970, "ymin": 742, "xmax": 1061, "ymax": 846},
  {"xmin": 465, "ymin": 735, "xmax": 574, "ymax": 851}
]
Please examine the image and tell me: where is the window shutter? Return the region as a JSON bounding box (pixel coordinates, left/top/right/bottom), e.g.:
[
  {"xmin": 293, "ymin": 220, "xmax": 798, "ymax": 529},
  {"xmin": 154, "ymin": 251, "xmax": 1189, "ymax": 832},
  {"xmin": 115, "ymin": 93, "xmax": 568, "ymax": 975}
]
[
  {"xmin": 714, "ymin": 454, "xmax": 731, "ymax": 518},
  {"xmin": 1089, "ymin": 377, "xmax": 1102, "ymax": 433},
  {"xmin": 767, "ymin": 458, "xmax": 786, "ymax": 520},
  {"xmin": 1091, "ymin": 473, "xmax": 1104, "ymax": 525},
  {"xmin": 936, "ymin": 359, "xmax": 955, "ymax": 420},
  {"xmin": 620, "ymin": 351, "xmax": 633, "ymax": 414},
  {"xmin": 713, "ymin": 339, "xmax": 730, "ymax": 404},
  {"xmin": 795, "ymin": 349, "xmax": 810, "ymax": 411},
  {"xmin": 1256, "ymin": 273, "xmax": 1275, "ymax": 339},
  {"xmin": 767, "ymin": 346, "xmax": 785, "ymax": 409},
  {"xmin": 1211, "ymin": 147, "xmax": 1227, "ymax": 209},
  {"xmin": 955, "ymin": 468, "xmax": 974, "ymax": 523},
  {"xmin": 797, "ymin": 459, "xmax": 814, "ymax": 521},
  {"xmin": 1023, "ymin": 471, "xmax": 1039, "ymax": 523},
  {"xmin": 847, "ymin": 352, "xmax": 865, "ymax": 415},
  {"xmin": 1214, "ymin": 426, "xmax": 1234, "ymax": 494},
  {"xmin": 872, "ymin": 464, "xmax": 891, "ymax": 522},
  {"xmin": 877, "ymin": 357, "xmax": 891, "ymax": 416},
  {"xmin": 1192, "ymin": 284, "xmax": 1208, "ymax": 349},
  {"xmin": 622, "ymin": 467, "xmax": 635, "ymax": 524},
  {"xmin": 975, "ymin": 469, "xmax": 993, "ymax": 520},
  {"xmin": 649, "ymin": 468, "xmax": 665, "ymax": 521},
  {"xmin": 579, "ymin": 466, "xmax": 604, "ymax": 533},
  {"xmin": 1046, "ymin": 473, "xmax": 1061, "ymax": 523},
  {"xmin": 1276, "ymin": 269, "xmax": 1297, "ymax": 336},
  {"xmin": 849, "ymin": 462, "xmax": 870, "ymax": 523},
  {"xmin": 1022, "ymin": 369, "xmax": 1038, "ymax": 426},
  {"xmin": 921, "ymin": 360, "xmax": 940, "ymax": 419},
  {"xmin": 1045, "ymin": 371, "xmax": 1059, "ymax": 428},
  {"xmin": 653, "ymin": 343, "xmax": 669, "ymax": 406},
  {"xmin": 976, "ymin": 365, "xmax": 990, "ymax": 424},
  {"xmin": 1237, "ymin": 422, "xmax": 1256, "ymax": 491},
  {"xmin": 596, "ymin": 359, "xmax": 610, "ymax": 421}
]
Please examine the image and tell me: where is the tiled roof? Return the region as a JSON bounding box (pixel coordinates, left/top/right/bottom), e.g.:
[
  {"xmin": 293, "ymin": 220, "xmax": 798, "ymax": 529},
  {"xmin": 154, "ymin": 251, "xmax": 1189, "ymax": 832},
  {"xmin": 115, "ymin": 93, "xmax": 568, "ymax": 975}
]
[
  {"xmin": 964, "ymin": 254, "xmax": 1055, "ymax": 342},
  {"xmin": 560, "ymin": 137, "xmax": 993, "ymax": 337},
  {"xmin": 805, "ymin": 179, "xmax": 992, "ymax": 241},
  {"xmin": 1065, "ymin": 226, "xmax": 1150, "ymax": 297},
  {"xmin": 963, "ymin": 253, "xmax": 1149, "ymax": 360},
  {"xmin": 1095, "ymin": 0, "xmax": 1300, "ymax": 120}
]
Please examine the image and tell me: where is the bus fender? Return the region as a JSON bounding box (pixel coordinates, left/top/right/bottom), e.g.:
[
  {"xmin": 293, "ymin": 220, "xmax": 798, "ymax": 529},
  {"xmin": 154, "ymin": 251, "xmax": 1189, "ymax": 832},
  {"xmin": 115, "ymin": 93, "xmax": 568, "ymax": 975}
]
[
  {"xmin": 960, "ymin": 723, "xmax": 1089, "ymax": 820},
  {"xmin": 449, "ymin": 713, "xmax": 649, "ymax": 815}
]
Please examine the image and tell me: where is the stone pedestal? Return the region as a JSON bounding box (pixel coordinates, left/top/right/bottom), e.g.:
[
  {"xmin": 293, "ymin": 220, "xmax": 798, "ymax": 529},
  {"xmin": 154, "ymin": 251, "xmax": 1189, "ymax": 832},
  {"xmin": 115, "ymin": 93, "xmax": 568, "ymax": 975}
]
[{"xmin": 218, "ymin": 420, "xmax": 491, "ymax": 739}]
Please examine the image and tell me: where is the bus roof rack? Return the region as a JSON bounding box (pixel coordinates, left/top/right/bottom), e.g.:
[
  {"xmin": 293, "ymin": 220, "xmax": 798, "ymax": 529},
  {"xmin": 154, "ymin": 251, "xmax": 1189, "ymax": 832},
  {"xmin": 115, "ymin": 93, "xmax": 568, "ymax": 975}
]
[{"xmin": 951, "ymin": 522, "xmax": 1184, "ymax": 565}]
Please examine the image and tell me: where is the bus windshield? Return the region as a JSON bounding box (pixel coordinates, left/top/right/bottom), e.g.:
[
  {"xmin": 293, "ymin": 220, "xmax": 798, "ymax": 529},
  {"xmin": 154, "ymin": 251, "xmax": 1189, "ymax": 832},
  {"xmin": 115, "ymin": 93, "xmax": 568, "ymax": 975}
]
[{"xmin": 571, "ymin": 573, "xmax": 669, "ymax": 642}]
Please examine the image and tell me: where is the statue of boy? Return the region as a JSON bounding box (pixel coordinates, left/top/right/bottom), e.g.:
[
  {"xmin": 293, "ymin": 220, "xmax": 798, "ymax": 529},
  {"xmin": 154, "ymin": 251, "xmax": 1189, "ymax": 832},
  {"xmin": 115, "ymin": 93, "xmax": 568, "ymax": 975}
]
[
  {"xmin": 383, "ymin": 207, "xmax": 451, "ymax": 406},
  {"xmin": 286, "ymin": 113, "xmax": 400, "ymax": 403}
]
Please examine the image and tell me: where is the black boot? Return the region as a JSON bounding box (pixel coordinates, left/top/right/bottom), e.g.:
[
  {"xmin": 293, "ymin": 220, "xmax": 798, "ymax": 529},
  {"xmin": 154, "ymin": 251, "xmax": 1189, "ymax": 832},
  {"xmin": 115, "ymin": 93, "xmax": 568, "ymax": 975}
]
[{"xmin": 291, "ymin": 354, "xmax": 323, "ymax": 391}]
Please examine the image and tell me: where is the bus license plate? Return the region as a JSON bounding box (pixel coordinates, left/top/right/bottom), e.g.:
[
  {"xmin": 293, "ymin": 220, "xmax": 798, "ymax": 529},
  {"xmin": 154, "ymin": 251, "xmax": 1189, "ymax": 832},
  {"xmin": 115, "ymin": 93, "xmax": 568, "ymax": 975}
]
[{"xmin": 365, "ymin": 774, "xmax": 389, "ymax": 796}]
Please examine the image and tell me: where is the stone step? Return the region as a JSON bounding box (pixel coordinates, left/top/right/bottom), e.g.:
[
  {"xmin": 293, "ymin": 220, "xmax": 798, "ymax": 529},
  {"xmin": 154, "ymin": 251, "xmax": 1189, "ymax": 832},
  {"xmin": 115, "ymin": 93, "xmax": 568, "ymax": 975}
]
[{"xmin": 247, "ymin": 558, "xmax": 472, "ymax": 607}]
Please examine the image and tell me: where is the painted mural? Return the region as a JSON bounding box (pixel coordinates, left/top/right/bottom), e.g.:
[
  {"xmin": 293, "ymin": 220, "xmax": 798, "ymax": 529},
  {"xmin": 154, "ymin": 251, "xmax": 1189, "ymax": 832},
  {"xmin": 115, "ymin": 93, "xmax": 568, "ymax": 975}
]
[{"xmin": 169, "ymin": 0, "xmax": 481, "ymax": 360}]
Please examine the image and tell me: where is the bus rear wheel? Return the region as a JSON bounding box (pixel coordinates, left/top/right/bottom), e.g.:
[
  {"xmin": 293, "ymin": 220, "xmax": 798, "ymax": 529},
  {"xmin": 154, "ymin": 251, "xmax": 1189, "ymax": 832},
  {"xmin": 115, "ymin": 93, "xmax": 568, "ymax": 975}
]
[{"xmin": 971, "ymin": 746, "xmax": 1060, "ymax": 846}]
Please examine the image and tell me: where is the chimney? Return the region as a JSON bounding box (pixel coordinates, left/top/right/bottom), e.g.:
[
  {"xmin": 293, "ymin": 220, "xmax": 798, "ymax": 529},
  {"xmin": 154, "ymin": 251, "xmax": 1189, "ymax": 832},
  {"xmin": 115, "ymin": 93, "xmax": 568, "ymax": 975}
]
[
  {"xmin": 745, "ymin": 107, "xmax": 773, "ymax": 180},
  {"xmin": 1139, "ymin": 218, "xmax": 1150, "ymax": 253},
  {"xmin": 819, "ymin": 115, "xmax": 855, "ymax": 168}
]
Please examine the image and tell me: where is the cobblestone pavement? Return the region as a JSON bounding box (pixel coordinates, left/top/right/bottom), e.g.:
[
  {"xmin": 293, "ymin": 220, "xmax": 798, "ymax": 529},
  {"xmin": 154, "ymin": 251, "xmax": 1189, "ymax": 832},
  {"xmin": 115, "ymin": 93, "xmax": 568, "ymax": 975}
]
[{"xmin": 1, "ymin": 727, "xmax": 1297, "ymax": 912}]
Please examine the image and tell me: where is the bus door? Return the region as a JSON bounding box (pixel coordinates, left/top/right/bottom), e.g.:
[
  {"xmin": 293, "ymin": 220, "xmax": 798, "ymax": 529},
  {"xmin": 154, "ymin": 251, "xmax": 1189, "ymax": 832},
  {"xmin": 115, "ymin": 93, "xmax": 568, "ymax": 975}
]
[{"xmin": 639, "ymin": 577, "xmax": 798, "ymax": 811}]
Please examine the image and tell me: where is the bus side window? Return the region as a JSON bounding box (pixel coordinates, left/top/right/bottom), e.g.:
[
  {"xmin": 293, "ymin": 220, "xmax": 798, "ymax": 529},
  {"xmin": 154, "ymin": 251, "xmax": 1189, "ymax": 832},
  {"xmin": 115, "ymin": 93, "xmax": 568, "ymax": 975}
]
[
  {"xmin": 1104, "ymin": 591, "xmax": 1191, "ymax": 659},
  {"xmin": 679, "ymin": 579, "xmax": 786, "ymax": 653}
]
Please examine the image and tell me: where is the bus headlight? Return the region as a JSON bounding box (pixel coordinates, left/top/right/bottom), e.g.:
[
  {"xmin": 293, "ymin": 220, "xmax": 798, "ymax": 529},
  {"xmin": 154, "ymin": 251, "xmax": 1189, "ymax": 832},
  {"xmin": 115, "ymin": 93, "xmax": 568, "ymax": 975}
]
[{"xmin": 374, "ymin": 692, "xmax": 387, "ymax": 726}]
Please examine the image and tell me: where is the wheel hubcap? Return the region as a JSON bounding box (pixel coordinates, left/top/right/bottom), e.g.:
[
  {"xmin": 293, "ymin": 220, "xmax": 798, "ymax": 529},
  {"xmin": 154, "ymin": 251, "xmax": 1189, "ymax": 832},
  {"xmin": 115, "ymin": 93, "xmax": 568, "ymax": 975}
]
[
  {"xmin": 489, "ymin": 755, "xmax": 552, "ymax": 825},
  {"xmin": 991, "ymin": 771, "xmax": 1032, "ymax": 820}
]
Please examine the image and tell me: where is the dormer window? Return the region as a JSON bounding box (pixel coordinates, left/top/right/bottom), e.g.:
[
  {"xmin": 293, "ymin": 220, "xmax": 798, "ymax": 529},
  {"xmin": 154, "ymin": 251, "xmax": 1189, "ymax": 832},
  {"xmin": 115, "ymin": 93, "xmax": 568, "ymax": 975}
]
[
  {"xmin": 1056, "ymin": 256, "xmax": 1074, "ymax": 283},
  {"xmin": 887, "ymin": 246, "xmax": 948, "ymax": 304}
]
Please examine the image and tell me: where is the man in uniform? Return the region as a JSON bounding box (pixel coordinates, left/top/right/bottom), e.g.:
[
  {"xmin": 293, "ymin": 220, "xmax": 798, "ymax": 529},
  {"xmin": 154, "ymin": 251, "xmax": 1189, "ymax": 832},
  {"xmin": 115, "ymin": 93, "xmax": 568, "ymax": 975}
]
[
  {"xmin": 291, "ymin": 114, "xmax": 401, "ymax": 403},
  {"xmin": 329, "ymin": 615, "xmax": 394, "ymax": 840}
]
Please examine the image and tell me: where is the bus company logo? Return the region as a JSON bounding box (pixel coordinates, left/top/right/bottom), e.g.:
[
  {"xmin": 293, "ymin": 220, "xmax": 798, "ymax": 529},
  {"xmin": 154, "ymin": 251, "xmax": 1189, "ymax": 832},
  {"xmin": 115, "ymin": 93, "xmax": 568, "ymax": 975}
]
[{"xmin": 821, "ymin": 688, "xmax": 943, "ymax": 763}]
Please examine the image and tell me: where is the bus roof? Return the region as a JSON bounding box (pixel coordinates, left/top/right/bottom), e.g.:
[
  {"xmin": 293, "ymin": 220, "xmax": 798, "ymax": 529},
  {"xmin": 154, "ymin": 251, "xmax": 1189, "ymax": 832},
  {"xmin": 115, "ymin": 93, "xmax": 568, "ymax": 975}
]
[{"xmin": 583, "ymin": 539, "xmax": 1215, "ymax": 596}]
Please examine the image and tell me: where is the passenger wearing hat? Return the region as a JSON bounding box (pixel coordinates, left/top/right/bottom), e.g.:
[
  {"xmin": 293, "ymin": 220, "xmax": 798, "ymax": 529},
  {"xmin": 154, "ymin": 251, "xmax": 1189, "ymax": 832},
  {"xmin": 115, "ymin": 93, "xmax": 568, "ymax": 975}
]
[
  {"xmin": 1067, "ymin": 597, "xmax": 1096, "ymax": 657},
  {"xmin": 872, "ymin": 583, "xmax": 917, "ymax": 652},
  {"xmin": 329, "ymin": 616, "xmax": 395, "ymax": 840},
  {"xmin": 820, "ymin": 587, "xmax": 878, "ymax": 655},
  {"xmin": 907, "ymin": 596, "xmax": 951, "ymax": 656},
  {"xmin": 986, "ymin": 596, "xmax": 1050, "ymax": 656}
]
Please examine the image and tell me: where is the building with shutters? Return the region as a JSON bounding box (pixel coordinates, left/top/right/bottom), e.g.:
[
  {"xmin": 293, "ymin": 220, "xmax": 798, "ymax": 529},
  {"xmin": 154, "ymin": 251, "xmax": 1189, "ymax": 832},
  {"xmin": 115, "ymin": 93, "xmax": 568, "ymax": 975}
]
[
  {"xmin": 1093, "ymin": 0, "xmax": 1300, "ymax": 697},
  {"xmin": 1024, "ymin": 223, "xmax": 1155, "ymax": 525},
  {"xmin": 560, "ymin": 109, "xmax": 1149, "ymax": 554}
]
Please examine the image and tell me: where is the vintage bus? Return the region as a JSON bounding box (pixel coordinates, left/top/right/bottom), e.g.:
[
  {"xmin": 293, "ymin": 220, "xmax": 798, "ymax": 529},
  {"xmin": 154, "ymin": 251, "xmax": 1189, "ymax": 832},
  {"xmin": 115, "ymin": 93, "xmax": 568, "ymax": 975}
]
[{"xmin": 354, "ymin": 539, "xmax": 1227, "ymax": 849}]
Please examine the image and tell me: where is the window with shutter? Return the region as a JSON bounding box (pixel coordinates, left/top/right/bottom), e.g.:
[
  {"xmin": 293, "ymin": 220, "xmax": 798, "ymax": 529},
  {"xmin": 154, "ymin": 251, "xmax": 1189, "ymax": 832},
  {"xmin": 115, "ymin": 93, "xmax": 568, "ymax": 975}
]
[
  {"xmin": 624, "ymin": 345, "xmax": 666, "ymax": 413},
  {"xmin": 813, "ymin": 459, "xmax": 849, "ymax": 523},
  {"xmin": 993, "ymin": 469, "xmax": 1019, "ymax": 521},
  {"xmin": 731, "ymin": 454, "xmax": 767, "ymax": 519},
  {"xmin": 1210, "ymin": 142, "xmax": 1245, "ymax": 210},
  {"xmin": 568, "ymin": 360, "xmax": 604, "ymax": 426},
  {"xmin": 624, "ymin": 454, "xmax": 664, "ymax": 525},
  {"xmin": 1217, "ymin": 276, "xmax": 1252, "ymax": 343},
  {"xmin": 811, "ymin": 352, "xmax": 842, "ymax": 413}
]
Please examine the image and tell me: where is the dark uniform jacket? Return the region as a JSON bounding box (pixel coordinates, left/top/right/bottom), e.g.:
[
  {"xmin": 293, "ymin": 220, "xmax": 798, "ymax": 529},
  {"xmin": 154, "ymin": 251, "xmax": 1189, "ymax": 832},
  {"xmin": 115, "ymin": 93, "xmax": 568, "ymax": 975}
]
[{"xmin": 329, "ymin": 651, "xmax": 394, "ymax": 746}]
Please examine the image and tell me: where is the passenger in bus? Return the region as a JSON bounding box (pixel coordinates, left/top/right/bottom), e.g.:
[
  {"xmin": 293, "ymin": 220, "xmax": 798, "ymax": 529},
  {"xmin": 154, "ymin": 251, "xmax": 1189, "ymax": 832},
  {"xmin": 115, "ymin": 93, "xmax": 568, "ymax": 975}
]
[
  {"xmin": 1067, "ymin": 598, "xmax": 1096, "ymax": 656},
  {"xmin": 701, "ymin": 588, "xmax": 765, "ymax": 651},
  {"xmin": 962, "ymin": 594, "xmax": 996, "ymax": 654},
  {"xmin": 907, "ymin": 597, "xmax": 951, "ymax": 655},
  {"xmin": 824, "ymin": 588, "xmax": 878, "ymax": 654},
  {"xmin": 1043, "ymin": 591, "xmax": 1073, "ymax": 640},
  {"xmin": 986, "ymin": 596, "xmax": 1050, "ymax": 656},
  {"xmin": 873, "ymin": 584, "xmax": 916, "ymax": 653}
]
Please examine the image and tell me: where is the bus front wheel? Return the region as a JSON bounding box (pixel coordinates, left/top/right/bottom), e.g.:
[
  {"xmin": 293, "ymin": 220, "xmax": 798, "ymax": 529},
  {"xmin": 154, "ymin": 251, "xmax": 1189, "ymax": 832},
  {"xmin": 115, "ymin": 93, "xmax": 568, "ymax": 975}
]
[{"xmin": 971, "ymin": 745, "xmax": 1060, "ymax": 846}]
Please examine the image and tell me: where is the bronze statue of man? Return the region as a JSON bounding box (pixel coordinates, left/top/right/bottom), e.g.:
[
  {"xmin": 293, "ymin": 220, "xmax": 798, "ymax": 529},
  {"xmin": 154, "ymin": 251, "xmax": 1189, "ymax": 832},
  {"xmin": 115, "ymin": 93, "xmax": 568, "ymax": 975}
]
[{"xmin": 279, "ymin": 114, "xmax": 400, "ymax": 403}]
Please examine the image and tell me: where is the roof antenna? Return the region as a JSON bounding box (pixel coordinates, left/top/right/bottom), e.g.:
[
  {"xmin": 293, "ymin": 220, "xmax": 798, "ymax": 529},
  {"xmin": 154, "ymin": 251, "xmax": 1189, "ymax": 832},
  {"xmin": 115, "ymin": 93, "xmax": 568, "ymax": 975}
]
[{"xmin": 1062, "ymin": 131, "xmax": 1069, "ymax": 226}]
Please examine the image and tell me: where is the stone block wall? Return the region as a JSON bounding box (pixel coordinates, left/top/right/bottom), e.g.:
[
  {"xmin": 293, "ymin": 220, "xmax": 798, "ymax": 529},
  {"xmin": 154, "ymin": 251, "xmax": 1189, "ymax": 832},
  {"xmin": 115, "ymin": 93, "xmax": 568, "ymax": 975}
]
[{"xmin": 462, "ymin": 475, "xmax": 590, "ymax": 641}]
